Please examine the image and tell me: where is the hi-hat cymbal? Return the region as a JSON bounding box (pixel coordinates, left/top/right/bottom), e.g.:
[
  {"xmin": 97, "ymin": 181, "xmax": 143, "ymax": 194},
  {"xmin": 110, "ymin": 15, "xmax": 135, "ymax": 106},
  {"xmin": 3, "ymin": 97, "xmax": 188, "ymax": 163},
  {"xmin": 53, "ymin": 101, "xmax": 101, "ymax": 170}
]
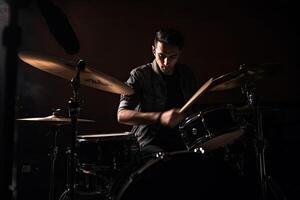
[
  {"xmin": 16, "ymin": 114, "xmax": 95, "ymax": 125},
  {"xmin": 209, "ymin": 66, "xmax": 265, "ymax": 91},
  {"xmin": 18, "ymin": 51, "xmax": 134, "ymax": 95}
]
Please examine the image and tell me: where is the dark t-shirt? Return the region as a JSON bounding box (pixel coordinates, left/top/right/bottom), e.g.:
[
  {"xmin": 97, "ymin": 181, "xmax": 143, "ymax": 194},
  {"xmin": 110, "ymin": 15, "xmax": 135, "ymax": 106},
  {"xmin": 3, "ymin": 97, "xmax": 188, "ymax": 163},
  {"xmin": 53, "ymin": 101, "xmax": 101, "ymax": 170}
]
[
  {"xmin": 162, "ymin": 70, "xmax": 185, "ymax": 110},
  {"xmin": 153, "ymin": 68, "xmax": 186, "ymax": 151}
]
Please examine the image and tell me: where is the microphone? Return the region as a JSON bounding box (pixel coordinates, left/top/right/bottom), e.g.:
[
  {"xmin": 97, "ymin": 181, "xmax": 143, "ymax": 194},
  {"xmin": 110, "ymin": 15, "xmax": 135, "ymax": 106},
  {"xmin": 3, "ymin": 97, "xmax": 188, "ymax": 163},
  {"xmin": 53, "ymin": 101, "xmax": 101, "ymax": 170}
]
[{"xmin": 36, "ymin": 0, "xmax": 80, "ymax": 55}]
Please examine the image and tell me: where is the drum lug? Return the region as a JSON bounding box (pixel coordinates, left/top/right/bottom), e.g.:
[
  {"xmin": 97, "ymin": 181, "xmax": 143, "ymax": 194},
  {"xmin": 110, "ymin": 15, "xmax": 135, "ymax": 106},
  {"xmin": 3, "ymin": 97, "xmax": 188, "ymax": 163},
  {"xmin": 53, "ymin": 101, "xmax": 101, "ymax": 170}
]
[
  {"xmin": 193, "ymin": 147, "xmax": 205, "ymax": 154},
  {"xmin": 154, "ymin": 152, "xmax": 165, "ymax": 159},
  {"xmin": 192, "ymin": 128, "xmax": 197, "ymax": 135}
]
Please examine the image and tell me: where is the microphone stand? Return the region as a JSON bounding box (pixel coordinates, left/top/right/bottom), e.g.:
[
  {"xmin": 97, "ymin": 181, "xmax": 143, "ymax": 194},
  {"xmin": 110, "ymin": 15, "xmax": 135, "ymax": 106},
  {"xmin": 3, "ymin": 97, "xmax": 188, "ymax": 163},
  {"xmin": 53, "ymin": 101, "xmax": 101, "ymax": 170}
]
[
  {"xmin": 59, "ymin": 59, "xmax": 85, "ymax": 200},
  {"xmin": 240, "ymin": 64, "xmax": 286, "ymax": 200}
]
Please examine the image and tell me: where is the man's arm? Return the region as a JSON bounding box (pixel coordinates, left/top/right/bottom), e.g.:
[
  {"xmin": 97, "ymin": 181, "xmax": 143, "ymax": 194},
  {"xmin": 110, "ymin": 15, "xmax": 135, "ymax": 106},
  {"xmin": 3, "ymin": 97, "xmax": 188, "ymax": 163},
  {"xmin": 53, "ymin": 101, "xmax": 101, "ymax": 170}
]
[
  {"xmin": 117, "ymin": 109, "xmax": 161, "ymax": 126},
  {"xmin": 118, "ymin": 108, "xmax": 186, "ymax": 128}
]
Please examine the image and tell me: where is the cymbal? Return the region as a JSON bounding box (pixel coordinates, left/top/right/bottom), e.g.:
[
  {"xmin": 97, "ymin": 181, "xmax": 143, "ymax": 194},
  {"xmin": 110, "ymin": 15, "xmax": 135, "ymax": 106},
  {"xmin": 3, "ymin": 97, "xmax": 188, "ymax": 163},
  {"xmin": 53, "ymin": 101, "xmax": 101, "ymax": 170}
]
[
  {"xmin": 209, "ymin": 66, "xmax": 264, "ymax": 91},
  {"xmin": 77, "ymin": 132, "xmax": 133, "ymax": 142},
  {"xmin": 77, "ymin": 132, "xmax": 132, "ymax": 138},
  {"xmin": 16, "ymin": 114, "xmax": 95, "ymax": 125},
  {"xmin": 209, "ymin": 70, "xmax": 243, "ymax": 91},
  {"xmin": 18, "ymin": 51, "xmax": 134, "ymax": 95}
]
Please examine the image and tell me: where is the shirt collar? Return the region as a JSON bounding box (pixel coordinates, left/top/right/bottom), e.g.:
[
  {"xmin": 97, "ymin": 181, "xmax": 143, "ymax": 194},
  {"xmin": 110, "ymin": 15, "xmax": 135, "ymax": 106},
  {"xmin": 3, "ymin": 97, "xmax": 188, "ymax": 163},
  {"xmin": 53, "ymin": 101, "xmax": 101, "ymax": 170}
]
[{"xmin": 151, "ymin": 59, "xmax": 179, "ymax": 76}]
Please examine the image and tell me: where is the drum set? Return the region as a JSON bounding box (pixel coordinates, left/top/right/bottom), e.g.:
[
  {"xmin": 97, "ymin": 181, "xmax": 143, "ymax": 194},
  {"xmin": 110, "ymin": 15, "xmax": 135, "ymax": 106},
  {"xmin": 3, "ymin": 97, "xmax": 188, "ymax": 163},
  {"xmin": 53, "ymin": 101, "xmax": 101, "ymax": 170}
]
[{"xmin": 16, "ymin": 51, "xmax": 285, "ymax": 200}]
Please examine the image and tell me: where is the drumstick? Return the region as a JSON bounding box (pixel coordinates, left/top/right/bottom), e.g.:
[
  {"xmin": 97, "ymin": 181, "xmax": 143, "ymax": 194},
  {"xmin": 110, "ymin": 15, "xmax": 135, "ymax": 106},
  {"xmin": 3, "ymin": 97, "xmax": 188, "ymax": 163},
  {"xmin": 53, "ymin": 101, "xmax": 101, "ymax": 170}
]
[{"xmin": 179, "ymin": 78, "xmax": 213, "ymax": 113}]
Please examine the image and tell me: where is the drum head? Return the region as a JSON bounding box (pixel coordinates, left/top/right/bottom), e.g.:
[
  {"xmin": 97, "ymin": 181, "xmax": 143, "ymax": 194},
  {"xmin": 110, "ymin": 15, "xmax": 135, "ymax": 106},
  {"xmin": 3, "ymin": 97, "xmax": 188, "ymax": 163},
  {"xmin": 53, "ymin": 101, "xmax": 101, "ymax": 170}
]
[{"xmin": 110, "ymin": 151, "xmax": 256, "ymax": 200}]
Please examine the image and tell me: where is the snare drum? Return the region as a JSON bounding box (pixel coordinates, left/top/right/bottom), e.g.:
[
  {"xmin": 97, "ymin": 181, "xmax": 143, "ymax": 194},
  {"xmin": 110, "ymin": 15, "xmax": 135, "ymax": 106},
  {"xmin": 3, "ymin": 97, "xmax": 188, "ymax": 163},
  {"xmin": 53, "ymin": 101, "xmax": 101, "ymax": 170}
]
[{"xmin": 179, "ymin": 104, "xmax": 243, "ymax": 152}]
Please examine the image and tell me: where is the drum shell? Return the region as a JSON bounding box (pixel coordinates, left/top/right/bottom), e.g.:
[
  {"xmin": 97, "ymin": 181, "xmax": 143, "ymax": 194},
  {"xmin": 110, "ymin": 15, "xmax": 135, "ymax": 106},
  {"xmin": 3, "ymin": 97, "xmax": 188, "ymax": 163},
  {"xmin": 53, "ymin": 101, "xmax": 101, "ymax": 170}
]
[{"xmin": 76, "ymin": 133, "xmax": 139, "ymax": 170}]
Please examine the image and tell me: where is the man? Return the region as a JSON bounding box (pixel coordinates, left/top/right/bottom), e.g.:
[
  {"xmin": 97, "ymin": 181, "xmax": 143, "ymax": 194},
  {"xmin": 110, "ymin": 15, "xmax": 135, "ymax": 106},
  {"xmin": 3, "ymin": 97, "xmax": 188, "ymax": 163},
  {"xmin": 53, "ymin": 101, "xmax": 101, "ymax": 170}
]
[{"xmin": 117, "ymin": 28, "xmax": 199, "ymax": 155}]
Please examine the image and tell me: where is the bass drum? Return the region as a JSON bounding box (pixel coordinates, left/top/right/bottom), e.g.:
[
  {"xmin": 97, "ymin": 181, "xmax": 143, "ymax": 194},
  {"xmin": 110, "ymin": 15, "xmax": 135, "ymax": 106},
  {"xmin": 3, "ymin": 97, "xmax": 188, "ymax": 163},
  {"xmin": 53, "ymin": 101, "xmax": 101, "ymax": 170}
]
[{"xmin": 109, "ymin": 151, "xmax": 256, "ymax": 200}]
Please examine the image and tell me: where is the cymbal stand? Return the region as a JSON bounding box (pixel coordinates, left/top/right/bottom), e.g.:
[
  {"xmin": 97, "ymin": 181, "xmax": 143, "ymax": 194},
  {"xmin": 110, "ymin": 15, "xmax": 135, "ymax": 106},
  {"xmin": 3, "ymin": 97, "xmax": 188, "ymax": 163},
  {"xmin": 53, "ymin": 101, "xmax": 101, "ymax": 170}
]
[
  {"xmin": 59, "ymin": 60, "xmax": 85, "ymax": 200},
  {"xmin": 48, "ymin": 124, "xmax": 60, "ymax": 200},
  {"xmin": 240, "ymin": 65, "xmax": 286, "ymax": 200}
]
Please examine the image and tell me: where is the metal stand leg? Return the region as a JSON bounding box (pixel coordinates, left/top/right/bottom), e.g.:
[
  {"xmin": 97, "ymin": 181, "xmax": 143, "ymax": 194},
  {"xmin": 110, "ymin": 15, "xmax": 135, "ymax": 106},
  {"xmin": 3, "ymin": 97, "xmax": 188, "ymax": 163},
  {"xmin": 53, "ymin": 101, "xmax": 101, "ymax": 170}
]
[
  {"xmin": 58, "ymin": 59, "xmax": 85, "ymax": 200},
  {"xmin": 240, "ymin": 64, "xmax": 287, "ymax": 200},
  {"xmin": 255, "ymin": 109, "xmax": 287, "ymax": 200},
  {"xmin": 58, "ymin": 147, "xmax": 72, "ymax": 200},
  {"xmin": 48, "ymin": 127, "xmax": 59, "ymax": 200}
]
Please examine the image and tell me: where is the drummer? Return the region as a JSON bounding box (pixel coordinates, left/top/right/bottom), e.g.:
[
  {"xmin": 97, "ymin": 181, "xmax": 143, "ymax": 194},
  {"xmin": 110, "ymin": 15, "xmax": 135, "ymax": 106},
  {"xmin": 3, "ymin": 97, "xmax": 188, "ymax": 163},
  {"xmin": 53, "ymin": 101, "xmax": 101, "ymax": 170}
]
[{"xmin": 117, "ymin": 28, "xmax": 200, "ymax": 155}]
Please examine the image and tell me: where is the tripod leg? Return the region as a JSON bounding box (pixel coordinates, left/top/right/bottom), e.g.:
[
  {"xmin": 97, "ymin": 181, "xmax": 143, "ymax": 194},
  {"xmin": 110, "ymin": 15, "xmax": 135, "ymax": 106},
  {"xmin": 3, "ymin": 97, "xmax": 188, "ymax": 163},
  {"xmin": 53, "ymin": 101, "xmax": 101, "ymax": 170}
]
[
  {"xmin": 49, "ymin": 146, "xmax": 58, "ymax": 200},
  {"xmin": 257, "ymin": 139, "xmax": 268, "ymax": 200},
  {"xmin": 266, "ymin": 176, "xmax": 287, "ymax": 200},
  {"xmin": 48, "ymin": 129, "xmax": 59, "ymax": 200},
  {"xmin": 58, "ymin": 147, "xmax": 72, "ymax": 200},
  {"xmin": 256, "ymin": 111, "xmax": 287, "ymax": 200},
  {"xmin": 58, "ymin": 188, "xmax": 70, "ymax": 200}
]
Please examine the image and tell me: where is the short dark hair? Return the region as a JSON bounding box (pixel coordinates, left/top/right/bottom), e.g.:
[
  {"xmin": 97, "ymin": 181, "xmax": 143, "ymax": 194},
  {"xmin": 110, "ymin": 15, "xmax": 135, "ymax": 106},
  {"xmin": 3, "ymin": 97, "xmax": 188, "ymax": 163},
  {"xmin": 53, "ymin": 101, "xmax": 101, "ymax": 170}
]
[{"xmin": 154, "ymin": 28, "xmax": 184, "ymax": 49}]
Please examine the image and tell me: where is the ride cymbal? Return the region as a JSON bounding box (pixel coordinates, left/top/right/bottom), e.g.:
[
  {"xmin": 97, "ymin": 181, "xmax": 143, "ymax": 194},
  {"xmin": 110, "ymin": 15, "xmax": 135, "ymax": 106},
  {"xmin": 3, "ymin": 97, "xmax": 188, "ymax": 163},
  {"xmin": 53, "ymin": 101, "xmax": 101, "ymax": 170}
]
[
  {"xmin": 209, "ymin": 66, "xmax": 265, "ymax": 91},
  {"xmin": 18, "ymin": 51, "xmax": 134, "ymax": 95}
]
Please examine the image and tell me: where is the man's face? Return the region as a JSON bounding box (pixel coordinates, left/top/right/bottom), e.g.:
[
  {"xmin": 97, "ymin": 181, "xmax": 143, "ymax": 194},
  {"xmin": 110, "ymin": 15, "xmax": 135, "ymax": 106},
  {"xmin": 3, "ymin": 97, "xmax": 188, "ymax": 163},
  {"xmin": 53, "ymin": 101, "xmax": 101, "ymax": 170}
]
[{"xmin": 152, "ymin": 41, "xmax": 181, "ymax": 75}]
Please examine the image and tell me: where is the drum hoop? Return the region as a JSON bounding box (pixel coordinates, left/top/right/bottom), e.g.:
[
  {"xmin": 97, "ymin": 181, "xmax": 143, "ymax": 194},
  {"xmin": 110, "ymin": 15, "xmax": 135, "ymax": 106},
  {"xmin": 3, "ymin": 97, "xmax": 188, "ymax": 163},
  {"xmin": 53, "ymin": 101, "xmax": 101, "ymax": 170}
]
[
  {"xmin": 188, "ymin": 137, "xmax": 209, "ymax": 150},
  {"xmin": 179, "ymin": 104, "xmax": 236, "ymax": 130},
  {"xmin": 179, "ymin": 112, "xmax": 202, "ymax": 130}
]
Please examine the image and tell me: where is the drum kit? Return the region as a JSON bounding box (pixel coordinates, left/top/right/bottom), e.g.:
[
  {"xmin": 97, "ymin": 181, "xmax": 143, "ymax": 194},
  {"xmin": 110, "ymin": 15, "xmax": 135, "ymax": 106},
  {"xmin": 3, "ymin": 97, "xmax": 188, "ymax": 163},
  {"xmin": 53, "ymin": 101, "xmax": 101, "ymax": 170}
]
[{"xmin": 16, "ymin": 51, "xmax": 284, "ymax": 200}]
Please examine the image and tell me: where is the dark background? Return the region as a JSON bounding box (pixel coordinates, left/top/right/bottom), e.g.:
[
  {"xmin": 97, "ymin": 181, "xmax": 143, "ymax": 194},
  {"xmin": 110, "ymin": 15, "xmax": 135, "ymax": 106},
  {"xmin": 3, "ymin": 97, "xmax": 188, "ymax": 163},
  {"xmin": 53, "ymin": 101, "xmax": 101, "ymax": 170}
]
[{"xmin": 1, "ymin": 0, "xmax": 298, "ymax": 199}]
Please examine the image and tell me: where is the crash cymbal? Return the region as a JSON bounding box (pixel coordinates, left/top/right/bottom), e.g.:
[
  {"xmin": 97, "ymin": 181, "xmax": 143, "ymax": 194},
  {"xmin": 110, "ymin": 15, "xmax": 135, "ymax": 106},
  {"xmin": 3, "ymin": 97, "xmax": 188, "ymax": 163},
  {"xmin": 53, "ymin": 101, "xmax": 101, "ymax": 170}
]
[
  {"xmin": 210, "ymin": 66, "xmax": 265, "ymax": 91},
  {"xmin": 18, "ymin": 51, "xmax": 134, "ymax": 95},
  {"xmin": 16, "ymin": 114, "xmax": 95, "ymax": 125}
]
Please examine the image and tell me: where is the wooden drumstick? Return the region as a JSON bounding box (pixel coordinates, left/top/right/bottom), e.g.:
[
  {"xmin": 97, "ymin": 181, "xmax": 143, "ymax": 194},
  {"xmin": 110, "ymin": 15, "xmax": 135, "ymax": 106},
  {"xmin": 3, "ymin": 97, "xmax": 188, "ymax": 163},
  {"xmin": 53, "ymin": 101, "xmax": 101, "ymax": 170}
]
[{"xmin": 179, "ymin": 78, "xmax": 213, "ymax": 113}]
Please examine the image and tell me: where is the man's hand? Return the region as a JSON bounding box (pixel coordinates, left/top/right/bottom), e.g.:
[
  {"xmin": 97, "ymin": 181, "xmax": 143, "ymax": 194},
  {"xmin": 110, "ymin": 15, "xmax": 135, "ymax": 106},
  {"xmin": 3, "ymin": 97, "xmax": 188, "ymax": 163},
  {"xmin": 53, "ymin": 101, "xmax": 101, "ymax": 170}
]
[{"xmin": 159, "ymin": 108, "xmax": 186, "ymax": 128}]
